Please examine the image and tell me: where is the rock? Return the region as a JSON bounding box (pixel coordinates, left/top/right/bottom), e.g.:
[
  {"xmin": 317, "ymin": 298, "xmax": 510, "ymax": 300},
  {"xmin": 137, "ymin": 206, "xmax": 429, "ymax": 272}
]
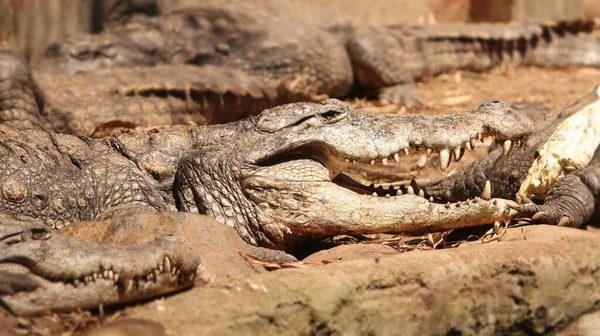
[{"xmin": 129, "ymin": 225, "xmax": 600, "ymax": 335}]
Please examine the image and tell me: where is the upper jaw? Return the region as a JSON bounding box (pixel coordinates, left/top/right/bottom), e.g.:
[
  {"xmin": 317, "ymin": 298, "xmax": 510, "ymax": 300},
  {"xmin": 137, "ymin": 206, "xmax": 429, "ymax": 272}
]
[{"xmin": 251, "ymin": 100, "xmax": 532, "ymax": 173}]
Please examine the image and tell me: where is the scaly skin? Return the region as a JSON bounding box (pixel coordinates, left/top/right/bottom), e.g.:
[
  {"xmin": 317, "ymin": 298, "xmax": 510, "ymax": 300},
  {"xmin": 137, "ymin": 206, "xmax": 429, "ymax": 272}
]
[
  {"xmin": 0, "ymin": 51, "xmax": 46, "ymax": 131},
  {"xmin": 389, "ymin": 20, "xmax": 600, "ymax": 79},
  {"xmin": 423, "ymin": 84, "xmax": 600, "ymax": 228},
  {"xmin": 0, "ymin": 75, "xmax": 534, "ymax": 314},
  {"xmin": 4, "ymin": 2, "xmax": 596, "ymax": 137},
  {"xmin": 39, "ymin": 1, "xmax": 600, "ymax": 107},
  {"xmin": 0, "ymin": 215, "xmax": 202, "ymax": 315},
  {"xmin": 0, "ymin": 99, "xmax": 530, "ymax": 248},
  {"xmin": 32, "ymin": 64, "xmax": 294, "ymax": 136}
]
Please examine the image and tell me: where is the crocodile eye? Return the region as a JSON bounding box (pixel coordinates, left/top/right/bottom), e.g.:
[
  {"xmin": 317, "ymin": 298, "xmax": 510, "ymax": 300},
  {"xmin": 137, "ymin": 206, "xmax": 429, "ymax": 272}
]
[
  {"xmin": 31, "ymin": 229, "xmax": 50, "ymax": 240},
  {"xmin": 320, "ymin": 109, "xmax": 346, "ymax": 123}
]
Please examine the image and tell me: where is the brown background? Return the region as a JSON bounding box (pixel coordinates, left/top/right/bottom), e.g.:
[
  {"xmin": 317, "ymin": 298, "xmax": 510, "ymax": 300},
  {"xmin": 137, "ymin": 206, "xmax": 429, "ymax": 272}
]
[{"xmin": 1, "ymin": 0, "xmax": 599, "ymax": 62}]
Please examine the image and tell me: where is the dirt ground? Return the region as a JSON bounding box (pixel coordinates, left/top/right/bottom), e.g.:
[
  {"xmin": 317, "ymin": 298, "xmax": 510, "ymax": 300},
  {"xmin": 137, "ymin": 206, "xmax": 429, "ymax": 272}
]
[{"xmin": 2, "ymin": 66, "xmax": 600, "ymax": 335}]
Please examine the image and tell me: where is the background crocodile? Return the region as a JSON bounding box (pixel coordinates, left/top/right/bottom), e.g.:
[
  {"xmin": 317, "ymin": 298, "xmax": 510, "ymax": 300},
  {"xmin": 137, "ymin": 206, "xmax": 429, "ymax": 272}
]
[
  {"xmin": 0, "ymin": 95, "xmax": 531, "ymax": 314},
  {"xmin": 19, "ymin": 0, "xmax": 600, "ymax": 136},
  {"xmin": 424, "ymin": 84, "xmax": 600, "ymax": 228}
]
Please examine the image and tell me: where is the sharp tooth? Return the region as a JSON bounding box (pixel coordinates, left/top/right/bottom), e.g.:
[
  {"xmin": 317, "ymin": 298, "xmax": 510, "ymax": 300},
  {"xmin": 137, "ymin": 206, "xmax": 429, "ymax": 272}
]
[
  {"xmin": 470, "ymin": 138, "xmax": 477, "ymax": 149},
  {"xmin": 172, "ymin": 267, "xmax": 178, "ymax": 276},
  {"xmin": 426, "ymin": 148, "xmax": 432, "ymax": 156},
  {"xmin": 417, "ymin": 154, "xmax": 428, "ymax": 168},
  {"xmin": 345, "ymin": 158, "xmax": 350, "ymax": 163},
  {"xmin": 477, "ymin": 133, "xmax": 483, "ymax": 142},
  {"xmin": 372, "ymin": 192, "xmax": 377, "ymax": 197},
  {"xmin": 445, "ymin": 202, "xmax": 450, "ymax": 208},
  {"xmin": 114, "ymin": 273, "xmax": 119, "ymax": 283},
  {"xmin": 352, "ymin": 160, "xmax": 357, "ymax": 164},
  {"xmin": 502, "ymin": 140, "xmax": 512, "ymax": 156},
  {"xmin": 382, "ymin": 158, "xmax": 388, "ymax": 165},
  {"xmin": 73, "ymin": 279, "xmax": 80, "ymax": 287},
  {"xmin": 454, "ymin": 147, "xmax": 464, "ymax": 161},
  {"xmin": 370, "ymin": 160, "xmax": 375, "ymax": 165},
  {"xmin": 418, "ymin": 190, "xmax": 424, "ymax": 197},
  {"xmin": 397, "ymin": 189, "xmax": 403, "ymax": 195},
  {"xmin": 429, "ymin": 196, "xmax": 434, "ymax": 202},
  {"xmin": 407, "ymin": 186, "xmax": 414, "ymax": 194},
  {"xmin": 393, "ymin": 153, "xmax": 400, "ymax": 162},
  {"xmin": 465, "ymin": 141, "xmax": 472, "ymax": 151},
  {"xmin": 163, "ymin": 257, "xmax": 171, "ymax": 274},
  {"xmin": 481, "ymin": 181, "xmax": 491, "ymax": 200},
  {"xmin": 385, "ymin": 194, "xmax": 390, "ymax": 198},
  {"xmin": 403, "ymin": 147, "xmax": 410, "ymax": 155},
  {"xmin": 103, "ymin": 270, "xmax": 109, "ymax": 278},
  {"xmin": 439, "ymin": 149, "xmax": 450, "ymax": 171}
]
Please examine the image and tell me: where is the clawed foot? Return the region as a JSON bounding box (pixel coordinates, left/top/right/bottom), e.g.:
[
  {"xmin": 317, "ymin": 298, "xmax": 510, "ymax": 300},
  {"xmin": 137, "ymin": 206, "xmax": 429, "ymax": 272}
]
[
  {"xmin": 516, "ymin": 202, "xmax": 582, "ymax": 228},
  {"xmin": 379, "ymin": 83, "xmax": 424, "ymax": 108}
]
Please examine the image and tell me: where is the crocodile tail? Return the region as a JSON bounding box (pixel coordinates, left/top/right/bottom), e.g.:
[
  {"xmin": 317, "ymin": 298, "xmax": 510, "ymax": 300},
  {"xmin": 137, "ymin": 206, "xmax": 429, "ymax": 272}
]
[
  {"xmin": 389, "ymin": 19, "xmax": 600, "ymax": 79},
  {"xmin": 523, "ymin": 19, "xmax": 600, "ymax": 67},
  {"xmin": 0, "ymin": 50, "xmax": 49, "ymax": 131}
]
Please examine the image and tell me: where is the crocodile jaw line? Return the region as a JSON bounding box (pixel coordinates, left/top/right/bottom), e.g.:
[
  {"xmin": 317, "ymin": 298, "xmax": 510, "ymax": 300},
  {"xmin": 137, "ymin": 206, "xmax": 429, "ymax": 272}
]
[{"xmin": 245, "ymin": 159, "xmax": 518, "ymax": 239}]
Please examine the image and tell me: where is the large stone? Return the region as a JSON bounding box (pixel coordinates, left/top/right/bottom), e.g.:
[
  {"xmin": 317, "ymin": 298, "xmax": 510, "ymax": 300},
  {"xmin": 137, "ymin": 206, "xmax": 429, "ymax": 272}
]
[{"xmin": 131, "ymin": 225, "xmax": 600, "ymax": 335}]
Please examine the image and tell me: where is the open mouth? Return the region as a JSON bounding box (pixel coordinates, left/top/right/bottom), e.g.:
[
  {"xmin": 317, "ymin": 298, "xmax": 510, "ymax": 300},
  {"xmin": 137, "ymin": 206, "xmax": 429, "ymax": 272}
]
[{"xmin": 254, "ymin": 132, "xmax": 524, "ymax": 203}]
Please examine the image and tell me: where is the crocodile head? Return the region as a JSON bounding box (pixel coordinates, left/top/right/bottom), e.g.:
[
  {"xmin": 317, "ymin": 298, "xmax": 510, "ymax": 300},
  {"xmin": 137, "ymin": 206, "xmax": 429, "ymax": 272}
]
[
  {"xmin": 0, "ymin": 217, "xmax": 201, "ymax": 315},
  {"xmin": 37, "ymin": 32, "xmax": 159, "ymax": 73},
  {"xmin": 176, "ymin": 99, "xmax": 533, "ymax": 249}
]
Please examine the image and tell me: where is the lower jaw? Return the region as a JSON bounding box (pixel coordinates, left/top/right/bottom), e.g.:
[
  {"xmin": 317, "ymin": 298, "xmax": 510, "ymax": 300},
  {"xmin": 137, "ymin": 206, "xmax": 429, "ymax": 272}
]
[{"xmin": 255, "ymin": 183, "xmax": 517, "ymax": 238}]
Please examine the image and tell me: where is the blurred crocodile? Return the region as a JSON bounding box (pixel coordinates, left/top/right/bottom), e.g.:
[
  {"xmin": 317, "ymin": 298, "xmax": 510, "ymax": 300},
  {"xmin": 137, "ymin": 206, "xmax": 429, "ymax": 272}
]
[
  {"xmin": 424, "ymin": 84, "xmax": 600, "ymax": 228},
  {"xmin": 1, "ymin": 49, "xmax": 299, "ymax": 136},
  {"xmin": 3, "ymin": 0, "xmax": 598, "ymax": 136},
  {"xmin": 0, "ymin": 94, "xmax": 532, "ymax": 314},
  {"xmin": 40, "ymin": 0, "xmax": 600, "ymax": 108}
]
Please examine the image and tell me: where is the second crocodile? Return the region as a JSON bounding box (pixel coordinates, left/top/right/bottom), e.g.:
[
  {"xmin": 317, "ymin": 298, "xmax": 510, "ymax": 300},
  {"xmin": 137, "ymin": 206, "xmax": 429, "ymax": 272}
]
[{"xmin": 25, "ymin": 0, "xmax": 600, "ymax": 136}]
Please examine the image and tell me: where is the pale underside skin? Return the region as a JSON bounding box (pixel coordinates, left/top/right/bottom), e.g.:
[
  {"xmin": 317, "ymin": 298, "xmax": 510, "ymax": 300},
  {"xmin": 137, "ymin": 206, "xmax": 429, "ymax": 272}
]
[
  {"xmin": 517, "ymin": 84, "xmax": 600, "ymax": 202},
  {"xmin": 244, "ymin": 159, "xmax": 518, "ymax": 240}
]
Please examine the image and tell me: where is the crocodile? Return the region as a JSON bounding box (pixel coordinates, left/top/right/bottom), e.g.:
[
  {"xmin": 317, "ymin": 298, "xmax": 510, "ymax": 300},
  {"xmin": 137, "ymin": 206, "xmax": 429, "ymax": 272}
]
[
  {"xmin": 424, "ymin": 84, "xmax": 600, "ymax": 228},
  {"xmin": 1, "ymin": 49, "xmax": 299, "ymax": 136},
  {"xmin": 2, "ymin": 1, "xmax": 597, "ymax": 137},
  {"xmin": 0, "ymin": 93, "xmax": 532, "ymax": 314},
  {"xmin": 0, "ymin": 215, "xmax": 202, "ymax": 315},
  {"xmin": 38, "ymin": 0, "xmax": 600, "ymax": 109}
]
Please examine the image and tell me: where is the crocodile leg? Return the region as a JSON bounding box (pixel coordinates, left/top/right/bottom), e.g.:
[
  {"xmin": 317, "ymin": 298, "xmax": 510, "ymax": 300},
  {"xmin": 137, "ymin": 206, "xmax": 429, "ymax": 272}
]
[
  {"xmin": 518, "ymin": 147, "xmax": 600, "ymax": 228},
  {"xmin": 0, "ymin": 51, "xmax": 47, "ymax": 131}
]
